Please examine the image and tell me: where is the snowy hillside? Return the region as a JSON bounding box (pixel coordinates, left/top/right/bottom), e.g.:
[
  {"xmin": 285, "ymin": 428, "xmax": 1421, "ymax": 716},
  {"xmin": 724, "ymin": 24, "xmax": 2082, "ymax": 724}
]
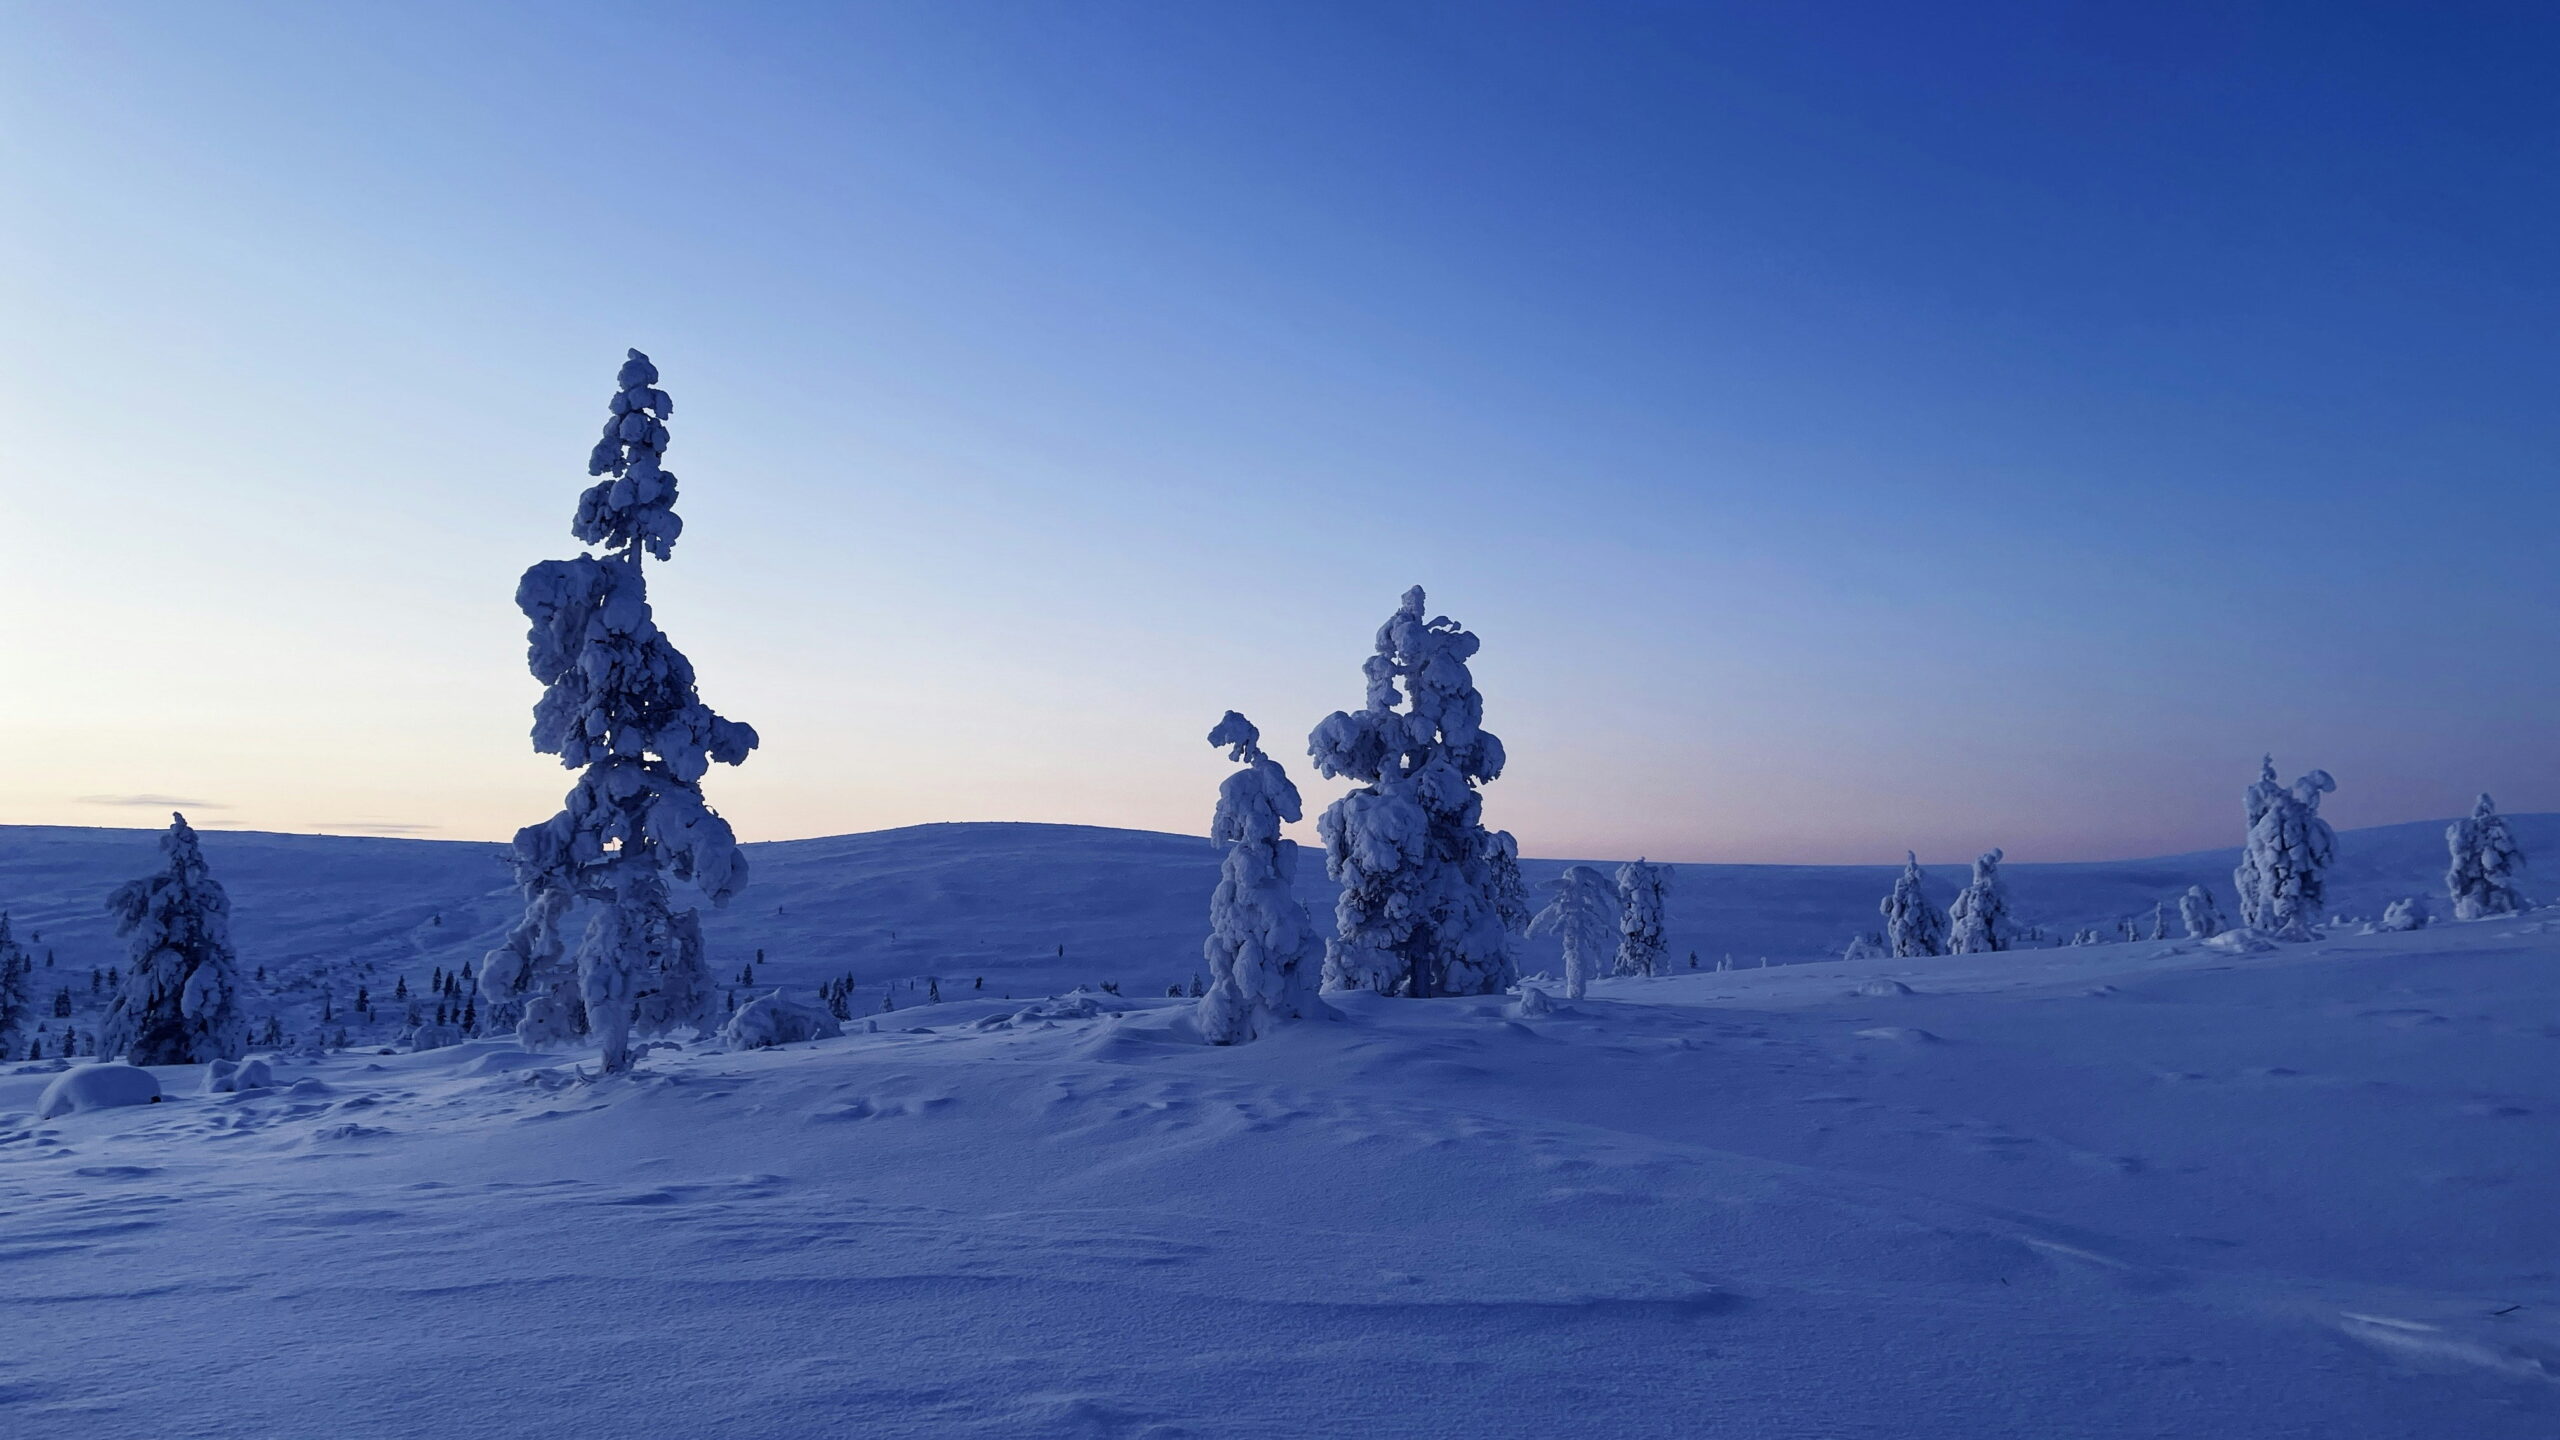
[
  {"xmin": 1, "ymin": 815, "xmax": 2551, "ymax": 1049},
  {"xmin": 4, "ymin": 916, "xmax": 2555, "ymax": 1437}
]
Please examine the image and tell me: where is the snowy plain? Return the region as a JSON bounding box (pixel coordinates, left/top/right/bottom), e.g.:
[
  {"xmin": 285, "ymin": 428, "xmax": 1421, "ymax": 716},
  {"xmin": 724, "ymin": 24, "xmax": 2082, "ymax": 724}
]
[{"xmin": 3, "ymin": 820, "xmax": 2557, "ymax": 1437}]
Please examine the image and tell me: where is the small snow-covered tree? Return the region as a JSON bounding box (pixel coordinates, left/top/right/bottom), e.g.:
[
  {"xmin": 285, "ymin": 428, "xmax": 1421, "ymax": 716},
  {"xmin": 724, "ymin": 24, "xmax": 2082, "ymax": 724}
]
[
  {"xmin": 1309, "ymin": 586, "xmax": 1513, "ymax": 998},
  {"xmin": 1946, "ymin": 848, "xmax": 2014, "ymax": 954},
  {"xmin": 2179, "ymin": 884, "xmax": 2224, "ymax": 939},
  {"xmin": 1880, "ymin": 852, "xmax": 1948, "ymax": 958},
  {"xmin": 100, "ymin": 813, "xmax": 246, "ymax": 1065},
  {"xmin": 0, "ymin": 914, "xmax": 31, "ymax": 1060},
  {"xmin": 1197, "ymin": 712, "xmax": 1327, "ymax": 1045},
  {"xmin": 479, "ymin": 351, "xmax": 759, "ymax": 1073},
  {"xmin": 1527, "ymin": 865, "xmax": 1619, "ymax": 1000},
  {"xmin": 2446, "ymin": 792, "xmax": 2527, "ymax": 921},
  {"xmin": 1612, "ymin": 859, "xmax": 1672, "ymax": 976},
  {"xmin": 2242, "ymin": 768, "xmax": 2336, "ymax": 940}
]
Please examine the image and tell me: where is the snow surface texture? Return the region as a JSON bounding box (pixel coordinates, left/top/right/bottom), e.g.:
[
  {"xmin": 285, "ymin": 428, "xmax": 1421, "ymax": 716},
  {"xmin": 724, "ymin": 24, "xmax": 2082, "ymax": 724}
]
[
  {"xmin": 1196, "ymin": 713, "xmax": 1324, "ymax": 1045},
  {"xmin": 4, "ymin": 908, "xmax": 2557, "ymax": 1437},
  {"xmin": 1526, "ymin": 864, "xmax": 1618, "ymax": 1000},
  {"xmin": 98, "ymin": 814, "xmax": 244, "ymax": 1066},
  {"xmin": 1309, "ymin": 586, "xmax": 1515, "ymax": 999},
  {"xmin": 483, "ymin": 351, "xmax": 758, "ymax": 1074},
  {"xmin": 2448, "ymin": 793, "xmax": 2528, "ymax": 921}
]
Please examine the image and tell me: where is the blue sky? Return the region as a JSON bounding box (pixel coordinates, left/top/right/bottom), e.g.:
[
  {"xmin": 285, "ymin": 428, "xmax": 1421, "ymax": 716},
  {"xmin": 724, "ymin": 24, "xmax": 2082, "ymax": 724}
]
[{"xmin": 2, "ymin": 2, "xmax": 2554, "ymax": 862}]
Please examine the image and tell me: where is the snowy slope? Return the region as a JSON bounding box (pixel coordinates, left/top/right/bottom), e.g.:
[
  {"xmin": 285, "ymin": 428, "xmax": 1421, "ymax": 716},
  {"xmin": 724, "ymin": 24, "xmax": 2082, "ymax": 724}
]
[{"xmin": 3, "ymin": 918, "xmax": 2554, "ymax": 1438}]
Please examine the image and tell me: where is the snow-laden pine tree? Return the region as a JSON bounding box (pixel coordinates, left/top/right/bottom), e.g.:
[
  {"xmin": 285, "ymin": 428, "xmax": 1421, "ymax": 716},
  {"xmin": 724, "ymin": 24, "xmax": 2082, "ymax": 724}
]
[
  {"xmin": 479, "ymin": 351, "xmax": 758, "ymax": 1073},
  {"xmin": 2179, "ymin": 884, "xmax": 2224, "ymax": 939},
  {"xmin": 1197, "ymin": 712, "xmax": 1326, "ymax": 1045},
  {"xmin": 99, "ymin": 813, "xmax": 246, "ymax": 1065},
  {"xmin": 1612, "ymin": 859, "xmax": 1672, "ymax": 977},
  {"xmin": 1527, "ymin": 865, "xmax": 1619, "ymax": 1000},
  {"xmin": 1880, "ymin": 852, "xmax": 1948, "ymax": 958},
  {"xmin": 1946, "ymin": 848, "xmax": 2014, "ymax": 954},
  {"xmin": 2233, "ymin": 755, "xmax": 2287, "ymax": 930},
  {"xmin": 0, "ymin": 914, "xmax": 31, "ymax": 1061},
  {"xmin": 1308, "ymin": 586, "xmax": 1513, "ymax": 998},
  {"xmin": 2446, "ymin": 793, "xmax": 2527, "ymax": 921},
  {"xmin": 2242, "ymin": 769, "xmax": 2337, "ymax": 940},
  {"xmin": 1484, "ymin": 830, "xmax": 1533, "ymax": 938}
]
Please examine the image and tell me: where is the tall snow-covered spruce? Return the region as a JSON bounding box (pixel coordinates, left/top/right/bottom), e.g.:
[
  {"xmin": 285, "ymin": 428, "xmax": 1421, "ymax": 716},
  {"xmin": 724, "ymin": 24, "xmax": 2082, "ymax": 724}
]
[
  {"xmin": 2446, "ymin": 793, "xmax": 2527, "ymax": 921},
  {"xmin": 1308, "ymin": 587, "xmax": 1514, "ymax": 998},
  {"xmin": 1613, "ymin": 860, "xmax": 1673, "ymax": 977},
  {"xmin": 1527, "ymin": 865, "xmax": 1619, "ymax": 1000},
  {"xmin": 480, "ymin": 350, "xmax": 758, "ymax": 1073},
  {"xmin": 1946, "ymin": 848, "xmax": 2014, "ymax": 954},
  {"xmin": 100, "ymin": 812, "xmax": 245, "ymax": 1065},
  {"xmin": 2233, "ymin": 755, "xmax": 2287, "ymax": 930},
  {"xmin": 1880, "ymin": 852, "xmax": 1948, "ymax": 958},
  {"xmin": 2238, "ymin": 764, "xmax": 2336, "ymax": 940},
  {"xmin": 1197, "ymin": 712, "xmax": 1326, "ymax": 1044}
]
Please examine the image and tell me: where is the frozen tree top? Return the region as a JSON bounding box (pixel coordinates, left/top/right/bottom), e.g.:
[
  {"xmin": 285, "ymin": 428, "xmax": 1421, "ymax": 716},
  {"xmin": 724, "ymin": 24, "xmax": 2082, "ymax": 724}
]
[{"xmin": 579, "ymin": 349, "xmax": 684, "ymax": 560}]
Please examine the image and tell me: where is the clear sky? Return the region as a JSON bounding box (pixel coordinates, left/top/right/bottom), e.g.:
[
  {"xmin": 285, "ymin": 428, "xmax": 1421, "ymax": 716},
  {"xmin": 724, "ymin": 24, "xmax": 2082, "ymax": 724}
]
[{"xmin": 2, "ymin": 2, "xmax": 2554, "ymax": 863}]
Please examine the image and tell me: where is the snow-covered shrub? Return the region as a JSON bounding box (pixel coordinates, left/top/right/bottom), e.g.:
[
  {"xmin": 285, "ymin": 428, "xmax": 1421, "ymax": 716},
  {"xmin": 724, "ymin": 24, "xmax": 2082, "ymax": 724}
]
[
  {"xmin": 2179, "ymin": 884, "xmax": 2224, "ymax": 939},
  {"xmin": 1527, "ymin": 865, "xmax": 1620, "ymax": 1001},
  {"xmin": 1512, "ymin": 982, "xmax": 1554, "ymax": 1018},
  {"xmin": 405, "ymin": 1024, "xmax": 465, "ymax": 1053},
  {"xmin": 718, "ymin": 992, "xmax": 844, "ymax": 1050},
  {"xmin": 1840, "ymin": 932, "xmax": 1888, "ymax": 961},
  {"xmin": 2202, "ymin": 928, "xmax": 2277, "ymax": 955},
  {"xmin": 37, "ymin": 1062, "xmax": 161, "ymax": 1118},
  {"xmin": 1880, "ymin": 853, "xmax": 1947, "ymax": 958},
  {"xmin": 1308, "ymin": 586, "xmax": 1514, "ymax": 998},
  {"xmin": 1946, "ymin": 849, "xmax": 2014, "ymax": 954},
  {"xmin": 1613, "ymin": 859, "xmax": 1672, "ymax": 977},
  {"xmin": 99, "ymin": 813, "xmax": 245, "ymax": 1066},
  {"xmin": 482, "ymin": 351, "xmax": 759, "ymax": 1073},
  {"xmin": 0, "ymin": 913, "xmax": 30, "ymax": 1061},
  {"xmin": 2374, "ymin": 897, "xmax": 2431, "ymax": 933},
  {"xmin": 2239, "ymin": 767, "xmax": 2336, "ymax": 940},
  {"xmin": 2446, "ymin": 793, "xmax": 2527, "ymax": 921},
  {"xmin": 1197, "ymin": 712, "xmax": 1327, "ymax": 1045}
]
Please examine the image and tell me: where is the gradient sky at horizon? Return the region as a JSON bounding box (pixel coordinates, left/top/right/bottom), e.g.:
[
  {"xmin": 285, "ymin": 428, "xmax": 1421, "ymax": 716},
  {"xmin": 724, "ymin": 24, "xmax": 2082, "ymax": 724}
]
[{"xmin": 3, "ymin": 2, "xmax": 2555, "ymax": 864}]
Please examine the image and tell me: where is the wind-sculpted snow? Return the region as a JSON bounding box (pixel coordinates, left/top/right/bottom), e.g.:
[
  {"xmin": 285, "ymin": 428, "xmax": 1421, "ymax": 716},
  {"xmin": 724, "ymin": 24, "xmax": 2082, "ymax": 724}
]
[{"xmin": 3, "ymin": 921, "xmax": 2557, "ymax": 1436}]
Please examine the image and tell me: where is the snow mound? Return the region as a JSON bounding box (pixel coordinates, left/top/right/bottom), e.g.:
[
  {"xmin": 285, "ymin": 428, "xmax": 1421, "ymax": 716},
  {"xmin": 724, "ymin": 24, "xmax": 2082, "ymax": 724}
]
[
  {"xmin": 1856, "ymin": 978, "xmax": 1916, "ymax": 997},
  {"xmin": 202, "ymin": 1055, "xmax": 276, "ymax": 1094},
  {"xmin": 1513, "ymin": 984, "xmax": 1554, "ymax": 1017},
  {"xmin": 719, "ymin": 992, "xmax": 844, "ymax": 1050},
  {"xmin": 1852, "ymin": 1026, "xmax": 1940, "ymax": 1043},
  {"xmin": 37, "ymin": 1063, "xmax": 163, "ymax": 1118},
  {"xmin": 2202, "ymin": 928, "xmax": 2278, "ymax": 954}
]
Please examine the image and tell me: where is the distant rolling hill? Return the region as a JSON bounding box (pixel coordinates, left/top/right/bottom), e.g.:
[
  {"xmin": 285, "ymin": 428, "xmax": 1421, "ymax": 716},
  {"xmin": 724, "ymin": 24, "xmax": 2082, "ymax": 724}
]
[{"xmin": 1, "ymin": 814, "xmax": 2548, "ymax": 1026}]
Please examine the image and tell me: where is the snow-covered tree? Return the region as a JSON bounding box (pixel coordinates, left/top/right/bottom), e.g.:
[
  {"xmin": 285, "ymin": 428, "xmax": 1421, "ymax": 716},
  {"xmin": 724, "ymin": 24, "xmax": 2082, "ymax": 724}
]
[
  {"xmin": 479, "ymin": 350, "xmax": 759, "ymax": 1073},
  {"xmin": 1308, "ymin": 586, "xmax": 1513, "ymax": 998},
  {"xmin": 1946, "ymin": 848, "xmax": 2014, "ymax": 954},
  {"xmin": 1197, "ymin": 712, "xmax": 1326, "ymax": 1045},
  {"xmin": 2240, "ymin": 768, "xmax": 2337, "ymax": 940},
  {"xmin": 2179, "ymin": 884, "xmax": 2224, "ymax": 939},
  {"xmin": 1527, "ymin": 865, "xmax": 1619, "ymax": 1000},
  {"xmin": 1880, "ymin": 853, "xmax": 1948, "ymax": 958},
  {"xmin": 1612, "ymin": 859, "xmax": 1672, "ymax": 977},
  {"xmin": 2233, "ymin": 754, "xmax": 2287, "ymax": 930},
  {"xmin": 0, "ymin": 914, "xmax": 30, "ymax": 1060},
  {"xmin": 2446, "ymin": 792, "xmax": 2527, "ymax": 921},
  {"xmin": 2375, "ymin": 896, "xmax": 2431, "ymax": 932},
  {"xmin": 2147, "ymin": 902, "xmax": 2168, "ymax": 941},
  {"xmin": 1484, "ymin": 829, "xmax": 1533, "ymax": 937},
  {"xmin": 99, "ymin": 813, "xmax": 246, "ymax": 1065}
]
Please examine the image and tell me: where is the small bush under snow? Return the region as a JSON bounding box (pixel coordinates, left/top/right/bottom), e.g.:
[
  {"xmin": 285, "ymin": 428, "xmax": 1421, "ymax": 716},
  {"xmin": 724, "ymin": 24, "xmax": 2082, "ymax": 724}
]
[
  {"xmin": 718, "ymin": 992, "xmax": 843, "ymax": 1051},
  {"xmin": 37, "ymin": 1063, "xmax": 163, "ymax": 1118}
]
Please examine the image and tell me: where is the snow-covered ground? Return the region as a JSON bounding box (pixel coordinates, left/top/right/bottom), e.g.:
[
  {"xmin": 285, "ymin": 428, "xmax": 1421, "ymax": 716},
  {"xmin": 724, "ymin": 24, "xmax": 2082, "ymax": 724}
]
[{"xmin": 5, "ymin": 902, "xmax": 2556, "ymax": 1436}]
